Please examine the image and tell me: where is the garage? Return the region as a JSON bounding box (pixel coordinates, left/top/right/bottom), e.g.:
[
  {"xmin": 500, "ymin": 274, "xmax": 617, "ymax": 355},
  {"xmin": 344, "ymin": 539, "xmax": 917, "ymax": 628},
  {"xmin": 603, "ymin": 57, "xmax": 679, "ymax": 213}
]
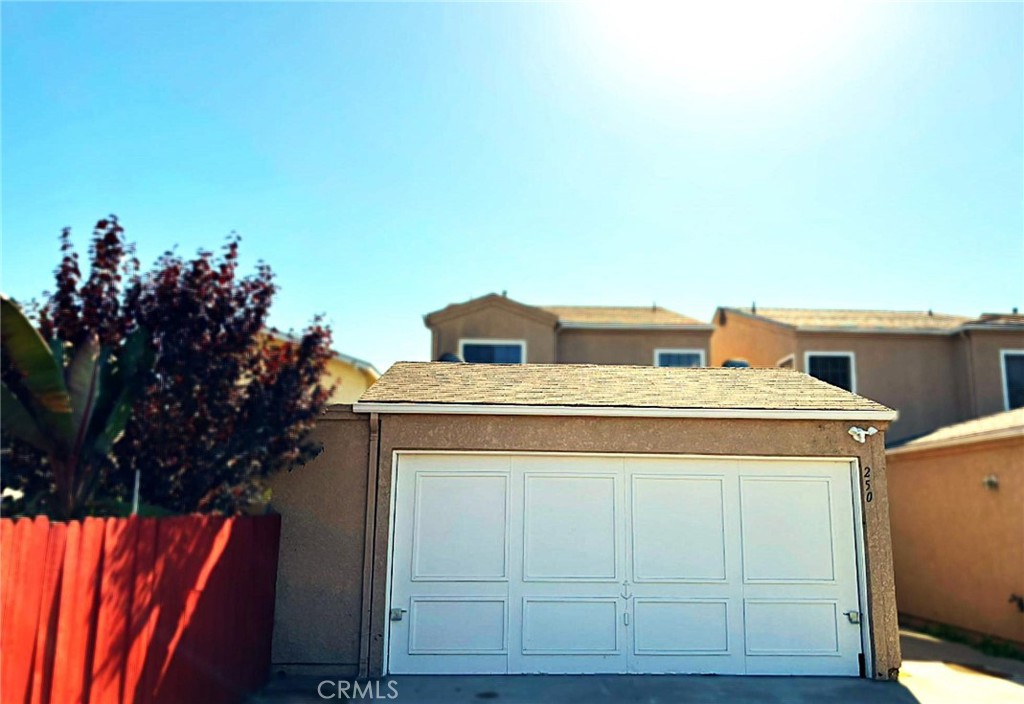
[
  {"xmin": 388, "ymin": 452, "xmax": 865, "ymax": 675},
  {"xmin": 275, "ymin": 361, "xmax": 901, "ymax": 680}
]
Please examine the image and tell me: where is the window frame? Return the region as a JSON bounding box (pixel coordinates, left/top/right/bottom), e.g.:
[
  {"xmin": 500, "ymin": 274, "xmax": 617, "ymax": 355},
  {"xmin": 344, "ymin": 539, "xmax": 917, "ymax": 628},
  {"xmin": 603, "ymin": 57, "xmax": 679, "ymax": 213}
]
[
  {"xmin": 653, "ymin": 348, "xmax": 707, "ymax": 368},
  {"xmin": 457, "ymin": 338, "xmax": 527, "ymax": 364},
  {"xmin": 803, "ymin": 350, "xmax": 857, "ymax": 393},
  {"xmin": 1000, "ymin": 349, "xmax": 1024, "ymax": 411}
]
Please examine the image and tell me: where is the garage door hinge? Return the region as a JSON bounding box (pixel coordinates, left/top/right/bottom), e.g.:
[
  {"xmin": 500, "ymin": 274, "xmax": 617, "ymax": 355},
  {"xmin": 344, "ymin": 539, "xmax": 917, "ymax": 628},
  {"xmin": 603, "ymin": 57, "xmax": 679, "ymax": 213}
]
[{"xmin": 623, "ymin": 612, "xmax": 630, "ymax": 626}]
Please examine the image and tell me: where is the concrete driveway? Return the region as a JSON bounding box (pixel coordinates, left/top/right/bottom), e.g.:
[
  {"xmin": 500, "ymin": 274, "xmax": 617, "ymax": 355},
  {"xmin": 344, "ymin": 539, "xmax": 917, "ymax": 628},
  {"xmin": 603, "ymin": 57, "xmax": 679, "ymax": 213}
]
[{"xmin": 252, "ymin": 630, "xmax": 1024, "ymax": 704}]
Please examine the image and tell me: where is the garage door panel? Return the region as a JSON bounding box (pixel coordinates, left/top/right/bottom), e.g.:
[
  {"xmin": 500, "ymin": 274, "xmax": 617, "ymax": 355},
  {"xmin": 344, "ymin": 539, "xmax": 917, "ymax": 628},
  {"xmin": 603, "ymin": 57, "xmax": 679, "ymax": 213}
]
[
  {"xmin": 523, "ymin": 474, "xmax": 618, "ymax": 582},
  {"xmin": 521, "ymin": 598, "xmax": 620, "ymax": 655},
  {"xmin": 409, "ymin": 597, "xmax": 508, "ymax": 654},
  {"xmin": 633, "ymin": 599, "xmax": 729, "ymax": 654},
  {"xmin": 412, "ymin": 472, "xmax": 509, "ymax": 581},
  {"xmin": 390, "ymin": 454, "xmax": 863, "ymax": 677},
  {"xmin": 631, "ymin": 476, "xmax": 727, "ymax": 582},
  {"xmin": 744, "ymin": 599, "xmax": 840, "ymax": 655},
  {"xmin": 740, "ymin": 477, "xmax": 836, "ymax": 583}
]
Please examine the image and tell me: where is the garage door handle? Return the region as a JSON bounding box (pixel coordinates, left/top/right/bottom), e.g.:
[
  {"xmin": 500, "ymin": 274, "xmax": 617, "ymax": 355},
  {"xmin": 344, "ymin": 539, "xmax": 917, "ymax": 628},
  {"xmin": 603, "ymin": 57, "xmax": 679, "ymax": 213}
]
[
  {"xmin": 843, "ymin": 610, "xmax": 861, "ymax": 624},
  {"xmin": 390, "ymin": 608, "xmax": 408, "ymax": 622}
]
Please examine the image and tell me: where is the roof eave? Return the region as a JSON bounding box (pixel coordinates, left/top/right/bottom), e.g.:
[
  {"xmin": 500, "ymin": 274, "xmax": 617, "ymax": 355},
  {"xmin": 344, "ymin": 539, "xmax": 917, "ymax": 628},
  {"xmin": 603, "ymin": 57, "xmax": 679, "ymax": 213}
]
[
  {"xmin": 558, "ymin": 322, "xmax": 714, "ymax": 331},
  {"xmin": 352, "ymin": 401, "xmax": 897, "ymax": 422},
  {"xmin": 887, "ymin": 426, "xmax": 1024, "ymax": 456}
]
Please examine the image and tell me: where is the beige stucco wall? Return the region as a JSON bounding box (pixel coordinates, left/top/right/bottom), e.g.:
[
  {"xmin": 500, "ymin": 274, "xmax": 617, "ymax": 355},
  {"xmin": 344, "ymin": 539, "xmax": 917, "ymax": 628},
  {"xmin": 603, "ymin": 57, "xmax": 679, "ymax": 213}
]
[
  {"xmin": 557, "ymin": 328, "xmax": 712, "ymax": 365},
  {"xmin": 365, "ymin": 414, "xmax": 900, "ymax": 680},
  {"xmin": 710, "ymin": 311, "xmax": 797, "ymax": 367},
  {"xmin": 887, "ymin": 437, "xmax": 1024, "ymax": 645},
  {"xmin": 267, "ymin": 409, "xmax": 371, "ymax": 674},
  {"xmin": 960, "ymin": 330, "xmax": 1024, "ymax": 418},
  {"xmin": 430, "ymin": 307, "xmax": 557, "ymax": 363},
  {"xmin": 794, "ymin": 333, "xmax": 963, "ymax": 444}
]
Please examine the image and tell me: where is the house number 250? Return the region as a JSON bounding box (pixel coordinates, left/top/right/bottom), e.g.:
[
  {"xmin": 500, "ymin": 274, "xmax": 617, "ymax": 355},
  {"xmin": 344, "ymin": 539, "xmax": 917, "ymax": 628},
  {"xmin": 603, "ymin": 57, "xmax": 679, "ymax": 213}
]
[{"xmin": 863, "ymin": 466, "xmax": 873, "ymax": 503}]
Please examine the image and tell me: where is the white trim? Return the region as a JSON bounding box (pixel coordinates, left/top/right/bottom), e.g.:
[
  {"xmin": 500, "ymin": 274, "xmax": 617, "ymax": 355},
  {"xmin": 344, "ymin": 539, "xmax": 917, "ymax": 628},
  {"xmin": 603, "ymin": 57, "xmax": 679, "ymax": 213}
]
[
  {"xmin": 804, "ymin": 351, "xmax": 857, "ymax": 394},
  {"xmin": 653, "ymin": 348, "xmax": 707, "ymax": 368},
  {"xmin": 560, "ymin": 323, "xmax": 715, "ymax": 331},
  {"xmin": 887, "ymin": 426, "xmax": 1024, "ymax": 456},
  {"xmin": 799, "ymin": 327, "xmax": 957, "ymax": 336},
  {"xmin": 850, "ymin": 458, "xmax": 872, "ymax": 675},
  {"xmin": 1000, "ymin": 349, "xmax": 1024, "ymax": 411},
  {"xmin": 777, "ymin": 354, "xmax": 796, "ymax": 369},
  {"xmin": 458, "ymin": 338, "xmax": 527, "ymax": 364},
  {"xmin": 353, "ymin": 402, "xmax": 897, "ymax": 421}
]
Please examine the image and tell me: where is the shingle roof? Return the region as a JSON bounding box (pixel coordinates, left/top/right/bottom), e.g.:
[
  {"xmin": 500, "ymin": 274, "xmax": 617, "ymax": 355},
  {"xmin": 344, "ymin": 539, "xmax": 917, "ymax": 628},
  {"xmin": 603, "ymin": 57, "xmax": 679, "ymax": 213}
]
[
  {"xmin": 358, "ymin": 362, "xmax": 895, "ymax": 417},
  {"xmin": 892, "ymin": 408, "xmax": 1024, "ymax": 453},
  {"xmin": 729, "ymin": 307, "xmax": 971, "ymax": 332},
  {"xmin": 541, "ymin": 306, "xmax": 704, "ymax": 326}
]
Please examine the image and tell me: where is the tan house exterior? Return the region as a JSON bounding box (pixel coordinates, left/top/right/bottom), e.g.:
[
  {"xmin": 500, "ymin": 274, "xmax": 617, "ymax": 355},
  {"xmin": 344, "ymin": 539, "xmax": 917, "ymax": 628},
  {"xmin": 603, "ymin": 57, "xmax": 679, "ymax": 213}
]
[
  {"xmin": 263, "ymin": 331, "xmax": 380, "ymax": 403},
  {"xmin": 886, "ymin": 408, "xmax": 1024, "ymax": 645},
  {"xmin": 425, "ymin": 293, "xmax": 713, "ymax": 367},
  {"xmin": 269, "ymin": 362, "xmax": 902, "ymax": 680},
  {"xmin": 711, "ymin": 308, "xmax": 1024, "ymax": 444}
]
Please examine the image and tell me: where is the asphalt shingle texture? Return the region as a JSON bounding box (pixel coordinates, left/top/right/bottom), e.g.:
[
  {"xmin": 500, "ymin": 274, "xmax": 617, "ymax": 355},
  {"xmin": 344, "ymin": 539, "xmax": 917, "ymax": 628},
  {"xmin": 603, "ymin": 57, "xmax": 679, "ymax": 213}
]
[{"xmin": 360, "ymin": 362, "xmax": 894, "ymax": 413}]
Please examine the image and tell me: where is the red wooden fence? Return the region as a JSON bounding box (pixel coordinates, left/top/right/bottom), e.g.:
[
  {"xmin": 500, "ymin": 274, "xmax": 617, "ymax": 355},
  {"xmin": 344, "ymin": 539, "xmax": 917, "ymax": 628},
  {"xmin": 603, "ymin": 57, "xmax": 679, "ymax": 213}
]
[{"xmin": 1, "ymin": 514, "xmax": 281, "ymax": 704}]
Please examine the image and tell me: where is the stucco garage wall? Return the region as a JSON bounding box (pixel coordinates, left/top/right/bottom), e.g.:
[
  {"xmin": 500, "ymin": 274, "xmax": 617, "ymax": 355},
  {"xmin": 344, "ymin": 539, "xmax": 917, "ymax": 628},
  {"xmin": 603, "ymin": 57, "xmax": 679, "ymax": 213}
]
[
  {"xmin": 887, "ymin": 437, "xmax": 1024, "ymax": 645},
  {"xmin": 268, "ymin": 407, "xmax": 371, "ymax": 675},
  {"xmin": 556, "ymin": 328, "xmax": 711, "ymax": 365},
  {"xmin": 367, "ymin": 414, "xmax": 900, "ymax": 680},
  {"xmin": 795, "ymin": 333, "xmax": 961, "ymax": 444}
]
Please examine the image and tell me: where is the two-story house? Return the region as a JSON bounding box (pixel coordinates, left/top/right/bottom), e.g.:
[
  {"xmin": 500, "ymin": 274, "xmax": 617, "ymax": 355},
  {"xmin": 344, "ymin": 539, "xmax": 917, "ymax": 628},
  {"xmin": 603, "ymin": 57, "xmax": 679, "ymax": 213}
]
[
  {"xmin": 424, "ymin": 293, "xmax": 713, "ymax": 367},
  {"xmin": 711, "ymin": 307, "xmax": 1024, "ymax": 443}
]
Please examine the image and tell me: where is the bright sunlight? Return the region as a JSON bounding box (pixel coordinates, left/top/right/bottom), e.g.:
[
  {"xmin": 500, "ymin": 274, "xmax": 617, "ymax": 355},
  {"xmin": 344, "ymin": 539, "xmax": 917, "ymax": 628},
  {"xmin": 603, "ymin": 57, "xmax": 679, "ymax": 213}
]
[{"xmin": 588, "ymin": 1, "xmax": 862, "ymax": 94}]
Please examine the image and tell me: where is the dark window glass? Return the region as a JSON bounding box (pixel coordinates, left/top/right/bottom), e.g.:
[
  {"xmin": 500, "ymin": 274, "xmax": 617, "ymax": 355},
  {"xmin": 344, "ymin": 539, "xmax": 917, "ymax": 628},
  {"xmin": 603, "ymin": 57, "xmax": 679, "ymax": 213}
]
[
  {"xmin": 461, "ymin": 343, "xmax": 523, "ymax": 364},
  {"xmin": 657, "ymin": 352, "xmax": 703, "ymax": 368},
  {"xmin": 808, "ymin": 355, "xmax": 853, "ymax": 391},
  {"xmin": 1005, "ymin": 353, "xmax": 1024, "ymax": 409}
]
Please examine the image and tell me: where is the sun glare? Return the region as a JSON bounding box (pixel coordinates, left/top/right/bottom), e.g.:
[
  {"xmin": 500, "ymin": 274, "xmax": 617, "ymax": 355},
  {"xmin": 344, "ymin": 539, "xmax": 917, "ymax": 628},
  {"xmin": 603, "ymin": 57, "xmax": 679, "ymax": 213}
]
[{"xmin": 588, "ymin": 2, "xmax": 860, "ymax": 94}]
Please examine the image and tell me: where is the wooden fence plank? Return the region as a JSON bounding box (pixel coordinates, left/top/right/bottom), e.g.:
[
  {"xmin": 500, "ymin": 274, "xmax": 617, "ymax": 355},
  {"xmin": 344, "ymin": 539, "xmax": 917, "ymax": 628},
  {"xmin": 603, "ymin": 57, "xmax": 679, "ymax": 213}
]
[
  {"xmin": 3, "ymin": 517, "xmax": 51, "ymax": 704},
  {"xmin": 124, "ymin": 518, "xmax": 157, "ymax": 704},
  {"xmin": 29, "ymin": 520, "xmax": 66, "ymax": 704},
  {"xmin": 91, "ymin": 518, "xmax": 132, "ymax": 704},
  {"xmin": 69, "ymin": 518, "xmax": 105, "ymax": 704}
]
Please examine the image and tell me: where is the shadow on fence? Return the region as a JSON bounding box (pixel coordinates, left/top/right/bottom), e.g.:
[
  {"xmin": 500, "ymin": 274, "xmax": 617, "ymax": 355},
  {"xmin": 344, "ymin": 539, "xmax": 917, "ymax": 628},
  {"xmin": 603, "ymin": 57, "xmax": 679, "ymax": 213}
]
[{"xmin": 1, "ymin": 514, "xmax": 281, "ymax": 704}]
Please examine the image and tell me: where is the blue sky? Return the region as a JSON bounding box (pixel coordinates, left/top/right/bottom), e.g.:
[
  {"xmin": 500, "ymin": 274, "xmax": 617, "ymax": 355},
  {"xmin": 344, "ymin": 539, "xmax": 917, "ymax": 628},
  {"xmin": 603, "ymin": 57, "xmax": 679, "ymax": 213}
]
[{"xmin": 2, "ymin": 2, "xmax": 1021, "ymax": 371}]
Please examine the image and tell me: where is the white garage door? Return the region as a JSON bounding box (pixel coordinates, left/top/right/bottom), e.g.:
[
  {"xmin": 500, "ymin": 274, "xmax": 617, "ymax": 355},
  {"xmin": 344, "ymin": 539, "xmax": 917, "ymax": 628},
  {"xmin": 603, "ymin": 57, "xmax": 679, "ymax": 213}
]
[{"xmin": 387, "ymin": 454, "xmax": 865, "ymax": 676}]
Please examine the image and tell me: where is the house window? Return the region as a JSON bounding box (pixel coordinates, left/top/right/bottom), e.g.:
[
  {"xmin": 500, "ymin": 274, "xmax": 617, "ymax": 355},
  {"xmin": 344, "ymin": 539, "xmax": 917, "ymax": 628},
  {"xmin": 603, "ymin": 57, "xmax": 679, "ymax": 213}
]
[
  {"xmin": 459, "ymin": 339, "xmax": 525, "ymax": 364},
  {"xmin": 805, "ymin": 352, "xmax": 855, "ymax": 392},
  {"xmin": 1002, "ymin": 350, "xmax": 1024, "ymax": 410},
  {"xmin": 654, "ymin": 349, "xmax": 705, "ymax": 368}
]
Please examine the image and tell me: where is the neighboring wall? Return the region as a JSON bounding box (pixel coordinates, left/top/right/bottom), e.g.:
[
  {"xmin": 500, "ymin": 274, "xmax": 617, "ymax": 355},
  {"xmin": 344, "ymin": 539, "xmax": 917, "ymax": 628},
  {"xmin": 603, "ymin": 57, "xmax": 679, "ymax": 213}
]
[
  {"xmin": 557, "ymin": 329, "xmax": 712, "ymax": 365},
  {"xmin": 795, "ymin": 333, "xmax": 963, "ymax": 444},
  {"xmin": 958, "ymin": 330, "xmax": 1024, "ymax": 418},
  {"xmin": 431, "ymin": 308, "xmax": 557, "ymax": 363},
  {"xmin": 710, "ymin": 311, "xmax": 797, "ymax": 367},
  {"xmin": 267, "ymin": 408, "xmax": 372, "ymax": 675},
  {"xmin": 887, "ymin": 437, "xmax": 1024, "ymax": 645}
]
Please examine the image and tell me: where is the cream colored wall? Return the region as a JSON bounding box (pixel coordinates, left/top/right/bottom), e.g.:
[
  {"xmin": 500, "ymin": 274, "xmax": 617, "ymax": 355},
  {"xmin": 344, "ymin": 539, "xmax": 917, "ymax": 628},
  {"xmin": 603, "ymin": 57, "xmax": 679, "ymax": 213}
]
[
  {"xmin": 710, "ymin": 311, "xmax": 797, "ymax": 367},
  {"xmin": 267, "ymin": 408, "xmax": 371, "ymax": 675},
  {"xmin": 961, "ymin": 330, "xmax": 1024, "ymax": 417},
  {"xmin": 431, "ymin": 308, "xmax": 557, "ymax": 363},
  {"xmin": 323, "ymin": 357, "xmax": 377, "ymax": 403},
  {"xmin": 556, "ymin": 328, "xmax": 712, "ymax": 365},
  {"xmin": 888, "ymin": 437, "xmax": 1024, "ymax": 644},
  {"xmin": 795, "ymin": 333, "xmax": 962, "ymax": 444}
]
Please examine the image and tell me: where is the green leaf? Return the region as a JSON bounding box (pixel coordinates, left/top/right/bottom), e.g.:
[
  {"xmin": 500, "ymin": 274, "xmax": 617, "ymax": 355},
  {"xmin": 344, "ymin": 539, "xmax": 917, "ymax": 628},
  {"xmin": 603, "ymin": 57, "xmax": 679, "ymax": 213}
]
[
  {"xmin": 67, "ymin": 334, "xmax": 102, "ymax": 457},
  {"xmin": 92, "ymin": 390, "xmax": 134, "ymax": 458},
  {"xmin": 1, "ymin": 295, "xmax": 71, "ymax": 415},
  {"xmin": 0, "ymin": 381, "xmax": 51, "ymax": 452}
]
